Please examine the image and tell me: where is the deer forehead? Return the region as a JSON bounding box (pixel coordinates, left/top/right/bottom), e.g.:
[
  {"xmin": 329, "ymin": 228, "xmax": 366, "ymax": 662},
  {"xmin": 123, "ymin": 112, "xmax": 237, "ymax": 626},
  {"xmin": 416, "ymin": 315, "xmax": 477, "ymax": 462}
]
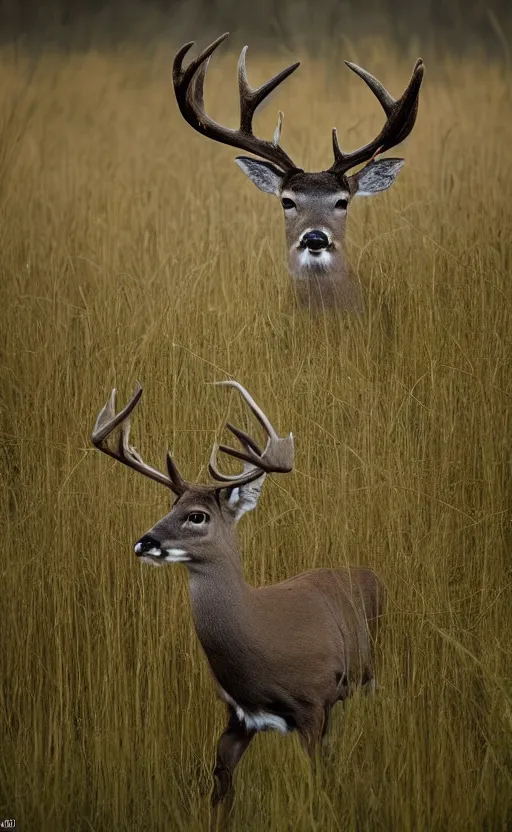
[
  {"xmin": 282, "ymin": 170, "xmax": 349, "ymax": 195},
  {"xmin": 150, "ymin": 492, "xmax": 219, "ymax": 529},
  {"xmin": 172, "ymin": 489, "xmax": 219, "ymax": 511},
  {"xmin": 281, "ymin": 178, "xmax": 351, "ymax": 211},
  {"xmin": 165, "ymin": 490, "xmax": 241, "ymax": 524}
]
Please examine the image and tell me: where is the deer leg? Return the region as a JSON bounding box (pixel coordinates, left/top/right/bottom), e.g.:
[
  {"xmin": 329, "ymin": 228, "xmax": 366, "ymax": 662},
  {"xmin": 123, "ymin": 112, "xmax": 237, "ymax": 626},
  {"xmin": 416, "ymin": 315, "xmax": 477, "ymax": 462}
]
[
  {"xmin": 211, "ymin": 707, "xmax": 256, "ymax": 809},
  {"xmin": 336, "ymin": 671, "xmax": 349, "ymax": 702},
  {"xmin": 321, "ymin": 703, "xmax": 332, "ymax": 740},
  {"xmin": 361, "ymin": 663, "xmax": 376, "ymax": 696},
  {"xmin": 298, "ymin": 706, "xmax": 326, "ymax": 761},
  {"xmin": 362, "ymin": 675, "xmax": 376, "ymax": 695}
]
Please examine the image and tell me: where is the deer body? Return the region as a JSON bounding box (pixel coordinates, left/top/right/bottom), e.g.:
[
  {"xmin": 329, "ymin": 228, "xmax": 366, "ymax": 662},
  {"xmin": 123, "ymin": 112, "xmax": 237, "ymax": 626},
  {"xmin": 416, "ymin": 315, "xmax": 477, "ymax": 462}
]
[
  {"xmin": 189, "ymin": 557, "xmax": 382, "ymax": 734},
  {"xmin": 173, "ymin": 33, "xmax": 424, "ymax": 310},
  {"xmin": 91, "ymin": 380, "xmax": 385, "ymax": 808}
]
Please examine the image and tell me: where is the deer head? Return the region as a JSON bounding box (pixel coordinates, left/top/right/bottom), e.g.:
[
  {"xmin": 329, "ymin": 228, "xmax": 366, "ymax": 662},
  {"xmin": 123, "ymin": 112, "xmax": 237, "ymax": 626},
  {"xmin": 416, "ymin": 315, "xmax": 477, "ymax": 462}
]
[
  {"xmin": 91, "ymin": 379, "xmax": 294, "ymax": 570},
  {"xmin": 173, "ymin": 33, "xmax": 424, "ymax": 309}
]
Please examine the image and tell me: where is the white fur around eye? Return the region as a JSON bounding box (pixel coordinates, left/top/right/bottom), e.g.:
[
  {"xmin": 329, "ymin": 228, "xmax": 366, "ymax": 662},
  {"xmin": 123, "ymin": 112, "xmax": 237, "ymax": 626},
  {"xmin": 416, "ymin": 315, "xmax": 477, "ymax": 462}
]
[{"xmin": 187, "ymin": 512, "xmax": 209, "ymax": 526}]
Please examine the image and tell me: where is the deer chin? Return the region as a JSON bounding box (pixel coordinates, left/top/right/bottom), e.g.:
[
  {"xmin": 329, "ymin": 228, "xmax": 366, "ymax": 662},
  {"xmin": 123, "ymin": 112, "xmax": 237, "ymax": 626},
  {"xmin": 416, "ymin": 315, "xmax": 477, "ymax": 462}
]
[
  {"xmin": 298, "ymin": 249, "xmax": 333, "ymax": 270},
  {"xmin": 290, "ymin": 246, "xmax": 337, "ymax": 279},
  {"xmin": 139, "ymin": 554, "xmax": 167, "ymax": 567}
]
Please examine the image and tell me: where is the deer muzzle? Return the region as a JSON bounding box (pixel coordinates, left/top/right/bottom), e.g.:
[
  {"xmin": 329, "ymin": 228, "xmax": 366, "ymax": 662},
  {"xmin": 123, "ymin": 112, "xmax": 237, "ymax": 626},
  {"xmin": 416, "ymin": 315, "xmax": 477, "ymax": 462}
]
[
  {"xmin": 134, "ymin": 534, "xmax": 191, "ymax": 564},
  {"xmin": 134, "ymin": 535, "xmax": 162, "ymax": 557},
  {"xmin": 299, "ymin": 229, "xmax": 331, "ymax": 252}
]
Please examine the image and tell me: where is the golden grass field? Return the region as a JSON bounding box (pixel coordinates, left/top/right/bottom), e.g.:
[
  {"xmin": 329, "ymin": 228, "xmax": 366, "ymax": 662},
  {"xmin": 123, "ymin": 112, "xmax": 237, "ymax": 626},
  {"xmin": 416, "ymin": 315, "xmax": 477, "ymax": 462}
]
[{"xmin": 1, "ymin": 34, "xmax": 511, "ymax": 831}]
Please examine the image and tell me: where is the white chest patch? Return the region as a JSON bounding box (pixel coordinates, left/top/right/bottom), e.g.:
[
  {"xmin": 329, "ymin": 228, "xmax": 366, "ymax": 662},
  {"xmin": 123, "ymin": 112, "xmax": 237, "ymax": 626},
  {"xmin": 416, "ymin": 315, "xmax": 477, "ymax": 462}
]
[{"xmin": 219, "ymin": 689, "xmax": 288, "ymax": 734}]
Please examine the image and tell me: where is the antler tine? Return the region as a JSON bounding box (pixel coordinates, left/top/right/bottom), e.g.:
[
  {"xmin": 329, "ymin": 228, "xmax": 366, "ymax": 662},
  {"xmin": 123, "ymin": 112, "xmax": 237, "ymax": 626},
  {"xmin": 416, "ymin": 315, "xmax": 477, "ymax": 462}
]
[
  {"xmin": 345, "ymin": 61, "xmax": 396, "ymax": 114},
  {"xmin": 91, "ymin": 384, "xmax": 185, "ymax": 494},
  {"xmin": 92, "ymin": 383, "xmax": 142, "ymax": 446},
  {"xmin": 332, "ymin": 127, "xmax": 343, "ymax": 160},
  {"xmin": 173, "ymin": 32, "xmax": 230, "ymax": 105},
  {"xmin": 226, "ymin": 422, "xmax": 263, "ymax": 456},
  {"xmin": 208, "ymin": 442, "xmax": 265, "ymax": 486},
  {"xmin": 173, "ymin": 33, "xmax": 300, "ymax": 172},
  {"xmin": 214, "ymin": 380, "xmax": 278, "ymax": 439},
  {"xmin": 237, "ymin": 46, "xmax": 300, "ymax": 136},
  {"xmin": 329, "ymin": 58, "xmax": 424, "ymax": 176},
  {"xmin": 273, "ymin": 111, "xmax": 284, "ymax": 147},
  {"xmin": 209, "ymin": 380, "xmax": 294, "ymax": 482}
]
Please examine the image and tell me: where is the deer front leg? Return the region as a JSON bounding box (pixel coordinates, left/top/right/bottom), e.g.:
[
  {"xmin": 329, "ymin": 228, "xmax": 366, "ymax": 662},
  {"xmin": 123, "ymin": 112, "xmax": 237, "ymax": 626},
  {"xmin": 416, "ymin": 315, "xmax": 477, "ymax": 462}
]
[{"xmin": 211, "ymin": 707, "xmax": 256, "ymax": 809}]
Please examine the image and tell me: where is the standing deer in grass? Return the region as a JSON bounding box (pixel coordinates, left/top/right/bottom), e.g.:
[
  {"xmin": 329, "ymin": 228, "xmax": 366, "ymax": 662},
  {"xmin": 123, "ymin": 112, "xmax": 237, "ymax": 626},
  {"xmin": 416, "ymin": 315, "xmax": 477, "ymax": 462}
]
[
  {"xmin": 92, "ymin": 380, "xmax": 385, "ymax": 810},
  {"xmin": 173, "ymin": 34, "xmax": 424, "ymax": 311}
]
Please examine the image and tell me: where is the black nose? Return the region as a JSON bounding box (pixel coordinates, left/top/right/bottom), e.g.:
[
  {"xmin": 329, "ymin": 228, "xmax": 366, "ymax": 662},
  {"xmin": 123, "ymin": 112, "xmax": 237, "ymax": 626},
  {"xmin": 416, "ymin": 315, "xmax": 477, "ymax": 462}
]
[
  {"xmin": 300, "ymin": 230, "xmax": 330, "ymax": 251},
  {"xmin": 134, "ymin": 535, "xmax": 161, "ymax": 556}
]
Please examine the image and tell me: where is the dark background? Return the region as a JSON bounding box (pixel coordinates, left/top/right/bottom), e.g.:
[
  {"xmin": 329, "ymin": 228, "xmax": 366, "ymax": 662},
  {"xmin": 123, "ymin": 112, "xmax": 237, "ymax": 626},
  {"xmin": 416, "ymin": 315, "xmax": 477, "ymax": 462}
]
[{"xmin": 1, "ymin": 0, "xmax": 511, "ymax": 54}]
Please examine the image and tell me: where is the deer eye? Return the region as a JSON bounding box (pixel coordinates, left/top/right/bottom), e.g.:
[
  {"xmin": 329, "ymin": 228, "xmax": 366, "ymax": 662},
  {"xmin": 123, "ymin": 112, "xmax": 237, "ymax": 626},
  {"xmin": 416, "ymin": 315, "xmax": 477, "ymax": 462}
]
[
  {"xmin": 335, "ymin": 198, "xmax": 348, "ymax": 210},
  {"xmin": 281, "ymin": 197, "xmax": 296, "ymax": 210},
  {"xmin": 187, "ymin": 512, "xmax": 209, "ymax": 525}
]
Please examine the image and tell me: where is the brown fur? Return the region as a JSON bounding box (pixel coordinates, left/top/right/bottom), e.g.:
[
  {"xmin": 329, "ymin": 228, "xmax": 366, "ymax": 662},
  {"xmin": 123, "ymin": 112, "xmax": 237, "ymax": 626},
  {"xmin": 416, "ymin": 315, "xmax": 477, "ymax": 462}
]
[
  {"xmin": 174, "ymin": 35, "xmax": 423, "ymax": 314},
  {"xmin": 137, "ymin": 486, "xmax": 386, "ymax": 807},
  {"xmin": 235, "ymin": 160, "xmax": 405, "ymax": 312},
  {"xmin": 92, "ymin": 383, "xmax": 385, "ymax": 810}
]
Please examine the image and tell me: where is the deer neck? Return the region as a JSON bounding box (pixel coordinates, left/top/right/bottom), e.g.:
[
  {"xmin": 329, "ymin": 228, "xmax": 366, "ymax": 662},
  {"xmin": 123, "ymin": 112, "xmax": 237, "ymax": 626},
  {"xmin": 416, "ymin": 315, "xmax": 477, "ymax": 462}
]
[
  {"xmin": 289, "ymin": 247, "xmax": 363, "ymax": 312},
  {"xmin": 186, "ymin": 543, "xmax": 256, "ymax": 691}
]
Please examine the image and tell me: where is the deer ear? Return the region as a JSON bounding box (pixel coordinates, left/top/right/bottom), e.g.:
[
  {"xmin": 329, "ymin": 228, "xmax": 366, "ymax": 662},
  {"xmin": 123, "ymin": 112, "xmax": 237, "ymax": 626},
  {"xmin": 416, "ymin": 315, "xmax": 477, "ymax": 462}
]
[
  {"xmin": 235, "ymin": 156, "xmax": 284, "ymax": 195},
  {"xmin": 349, "ymin": 157, "xmax": 404, "ymax": 197},
  {"xmin": 220, "ymin": 473, "xmax": 266, "ymax": 522}
]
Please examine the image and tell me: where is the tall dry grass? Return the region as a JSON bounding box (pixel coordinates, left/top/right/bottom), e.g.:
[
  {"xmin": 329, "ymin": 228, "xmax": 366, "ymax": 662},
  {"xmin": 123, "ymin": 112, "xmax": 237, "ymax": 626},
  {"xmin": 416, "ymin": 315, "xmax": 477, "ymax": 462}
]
[{"xmin": 0, "ymin": 36, "xmax": 511, "ymax": 831}]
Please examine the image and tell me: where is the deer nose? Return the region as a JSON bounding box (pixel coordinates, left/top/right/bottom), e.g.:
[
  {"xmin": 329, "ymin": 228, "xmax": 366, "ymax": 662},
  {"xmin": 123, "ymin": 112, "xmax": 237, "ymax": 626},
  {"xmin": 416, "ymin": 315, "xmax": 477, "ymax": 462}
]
[
  {"xmin": 300, "ymin": 230, "xmax": 330, "ymax": 251},
  {"xmin": 134, "ymin": 535, "xmax": 162, "ymax": 556}
]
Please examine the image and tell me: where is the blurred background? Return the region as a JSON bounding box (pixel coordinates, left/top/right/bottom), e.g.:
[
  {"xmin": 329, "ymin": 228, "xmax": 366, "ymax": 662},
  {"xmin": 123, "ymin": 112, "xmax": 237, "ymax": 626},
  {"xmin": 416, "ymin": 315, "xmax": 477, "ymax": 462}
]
[
  {"xmin": 0, "ymin": 0, "xmax": 511, "ymax": 53},
  {"xmin": 1, "ymin": 1, "xmax": 511, "ymax": 831}
]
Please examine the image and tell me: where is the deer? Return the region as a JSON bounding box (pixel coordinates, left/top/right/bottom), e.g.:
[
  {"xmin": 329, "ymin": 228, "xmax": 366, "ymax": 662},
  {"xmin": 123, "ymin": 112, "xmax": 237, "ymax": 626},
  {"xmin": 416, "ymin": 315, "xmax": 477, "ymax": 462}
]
[
  {"xmin": 91, "ymin": 379, "xmax": 385, "ymax": 813},
  {"xmin": 172, "ymin": 33, "xmax": 424, "ymax": 311}
]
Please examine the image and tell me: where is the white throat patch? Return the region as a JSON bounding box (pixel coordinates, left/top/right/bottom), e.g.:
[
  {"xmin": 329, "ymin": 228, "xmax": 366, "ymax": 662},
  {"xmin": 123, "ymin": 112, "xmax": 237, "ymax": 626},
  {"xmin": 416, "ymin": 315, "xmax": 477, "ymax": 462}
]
[
  {"xmin": 297, "ymin": 248, "xmax": 333, "ymax": 272},
  {"xmin": 163, "ymin": 548, "xmax": 190, "ymax": 563}
]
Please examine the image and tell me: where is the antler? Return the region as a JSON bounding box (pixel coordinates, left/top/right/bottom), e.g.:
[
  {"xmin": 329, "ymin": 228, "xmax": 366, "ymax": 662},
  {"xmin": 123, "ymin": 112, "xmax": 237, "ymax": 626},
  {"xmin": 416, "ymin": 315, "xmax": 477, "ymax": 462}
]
[
  {"xmin": 173, "ymin": 33, "xmax": 300, "ymax": 172},
  {"xmin": 92, "ymin": 380, "xmax": 293, "ymax": 495},
  {"xmin": 91, "ymin": 384, "xmax": 187, "ymax": 496},
  {"xmin": 329, "ymin": 58, "xmax": 424, "ymax": 176},
  {"xmin": 209, "ymin": 380, "xmax": 294, "ymax": 485}
]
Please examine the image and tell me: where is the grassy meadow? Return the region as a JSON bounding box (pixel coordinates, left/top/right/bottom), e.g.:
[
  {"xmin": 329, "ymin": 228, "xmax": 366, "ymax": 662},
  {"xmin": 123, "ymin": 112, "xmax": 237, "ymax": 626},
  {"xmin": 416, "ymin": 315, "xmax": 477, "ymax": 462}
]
[{"xmin": 1, "ymin": 34, "xmax": 511, "ymax": 831}]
